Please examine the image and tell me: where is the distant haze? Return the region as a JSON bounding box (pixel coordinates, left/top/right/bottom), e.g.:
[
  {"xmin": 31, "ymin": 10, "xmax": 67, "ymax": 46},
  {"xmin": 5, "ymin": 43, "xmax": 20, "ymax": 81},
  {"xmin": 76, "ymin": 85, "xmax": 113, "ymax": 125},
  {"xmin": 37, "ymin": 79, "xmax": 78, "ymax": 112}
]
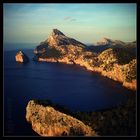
[{"xmin": 4, "ymin": 3, "xmax": 136, "ymax": 46}]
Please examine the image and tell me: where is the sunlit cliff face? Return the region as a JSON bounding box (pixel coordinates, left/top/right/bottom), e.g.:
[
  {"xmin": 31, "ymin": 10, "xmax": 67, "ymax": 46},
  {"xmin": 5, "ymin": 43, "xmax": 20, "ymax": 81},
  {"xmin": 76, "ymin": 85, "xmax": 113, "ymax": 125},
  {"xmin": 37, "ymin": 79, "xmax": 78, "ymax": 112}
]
[
  {"xmin": 15, "ymin": 51, "xmax": 24, "ymax": 62},
  {"xmin": 26, "ymin": 100, "xmax": 97, "ymax": 136}
]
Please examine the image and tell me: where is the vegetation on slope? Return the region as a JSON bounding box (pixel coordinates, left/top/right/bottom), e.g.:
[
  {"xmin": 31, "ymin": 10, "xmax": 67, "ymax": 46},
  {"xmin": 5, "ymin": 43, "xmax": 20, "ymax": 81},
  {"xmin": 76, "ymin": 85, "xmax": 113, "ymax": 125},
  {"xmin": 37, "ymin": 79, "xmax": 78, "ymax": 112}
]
[
  {"xmin": 73, "ymin": 93, "xmax": 136, "ymax": 136},
  {"xmin": 122, "ymin": 59, "xmax": 136, "ymax": 82},
  {"xmin": 39, "ymin": 48, "xmax": 63, "ymax": 59}
]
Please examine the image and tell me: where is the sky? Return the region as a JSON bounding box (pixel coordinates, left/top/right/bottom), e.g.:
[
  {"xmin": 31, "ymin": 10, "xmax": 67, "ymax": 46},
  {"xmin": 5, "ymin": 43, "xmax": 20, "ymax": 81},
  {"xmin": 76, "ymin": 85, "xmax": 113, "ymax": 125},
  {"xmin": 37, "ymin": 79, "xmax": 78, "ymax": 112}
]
[{"xmin": 3, "ymin": 3, "xmax": 136, "ymax": 44}]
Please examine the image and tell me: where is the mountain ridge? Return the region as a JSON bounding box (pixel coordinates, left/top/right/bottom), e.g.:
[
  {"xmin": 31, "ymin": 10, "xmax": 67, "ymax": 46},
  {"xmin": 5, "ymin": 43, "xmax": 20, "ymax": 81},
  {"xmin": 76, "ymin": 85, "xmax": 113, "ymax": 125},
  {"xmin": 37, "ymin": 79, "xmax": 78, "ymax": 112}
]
[{"xmin": 33, "ymin": 29, "xmax": 136, "ymax": 91}]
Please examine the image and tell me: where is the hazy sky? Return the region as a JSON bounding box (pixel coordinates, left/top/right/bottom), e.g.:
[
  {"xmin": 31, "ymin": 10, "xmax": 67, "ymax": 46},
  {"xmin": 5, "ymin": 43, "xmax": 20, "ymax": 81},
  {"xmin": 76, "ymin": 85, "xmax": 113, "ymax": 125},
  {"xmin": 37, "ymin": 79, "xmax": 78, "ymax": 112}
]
[{"xmin": 4, "ymin": 3, "xmax": 136, "ymax": 44}]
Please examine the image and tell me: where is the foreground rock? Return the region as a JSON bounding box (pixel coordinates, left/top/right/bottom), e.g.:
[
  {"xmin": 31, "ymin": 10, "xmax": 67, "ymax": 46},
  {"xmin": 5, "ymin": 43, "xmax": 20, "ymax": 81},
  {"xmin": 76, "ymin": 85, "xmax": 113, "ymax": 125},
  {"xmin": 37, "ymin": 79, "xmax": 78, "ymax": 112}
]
[
  {"xmin": 33, "ymin": 29, "xmax": 136, "ymax": 90},
  {"xmin": 26, "ymin": 100, "xmax": 97, "ymax": 136},
  {"xmin": 15, "ymin": 50, "xmax": 29, "ymax": 63}
]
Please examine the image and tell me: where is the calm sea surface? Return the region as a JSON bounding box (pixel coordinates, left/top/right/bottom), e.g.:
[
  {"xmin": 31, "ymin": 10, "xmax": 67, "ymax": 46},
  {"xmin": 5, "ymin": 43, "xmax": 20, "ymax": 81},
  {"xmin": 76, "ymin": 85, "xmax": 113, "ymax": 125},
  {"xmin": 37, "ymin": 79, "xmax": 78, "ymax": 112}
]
[{"xmin": 4, "ymin": 44, "xmax": 135, "ymax": 136}]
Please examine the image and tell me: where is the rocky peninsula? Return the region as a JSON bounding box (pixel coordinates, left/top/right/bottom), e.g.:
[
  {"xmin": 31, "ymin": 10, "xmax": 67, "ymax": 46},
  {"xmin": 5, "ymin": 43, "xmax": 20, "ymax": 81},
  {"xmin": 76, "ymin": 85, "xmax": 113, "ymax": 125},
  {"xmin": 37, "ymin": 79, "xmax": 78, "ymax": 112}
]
[
  {"xmin": 26, "ymin": 100, "xmax": 97, "ymax": 136},
  {"xmin": 33, "ymin": 29, "xmax": 136, "ymax": 90}
]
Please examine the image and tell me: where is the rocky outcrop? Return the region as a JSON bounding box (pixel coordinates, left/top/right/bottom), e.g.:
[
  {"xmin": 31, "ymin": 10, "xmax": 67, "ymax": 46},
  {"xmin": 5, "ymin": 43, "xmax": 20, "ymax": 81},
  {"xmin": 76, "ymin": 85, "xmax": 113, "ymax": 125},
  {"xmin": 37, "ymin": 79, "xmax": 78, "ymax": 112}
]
[
  {"xmin": 15, "ymin": 51, "xmax": 29, "ymax": 63},
  {"xmin": 33, "ymin": 29, "xmax": 136, "ymax": 90},
  {"xmin": 26, "ymin": 100, "xmax": 97, "ymax": 136}
]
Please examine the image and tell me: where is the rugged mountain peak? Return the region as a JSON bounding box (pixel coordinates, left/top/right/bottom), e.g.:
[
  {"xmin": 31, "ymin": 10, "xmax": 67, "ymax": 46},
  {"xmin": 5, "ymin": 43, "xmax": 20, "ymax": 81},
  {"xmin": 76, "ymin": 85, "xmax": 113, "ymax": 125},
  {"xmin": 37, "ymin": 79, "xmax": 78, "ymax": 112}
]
[
  {"xmin": 46, "ymin": 29, "xmax": 86, "ymax": 47},
  {"xmin": 52, "ymin": 29, "xmax": 65, "ymax": 36}
]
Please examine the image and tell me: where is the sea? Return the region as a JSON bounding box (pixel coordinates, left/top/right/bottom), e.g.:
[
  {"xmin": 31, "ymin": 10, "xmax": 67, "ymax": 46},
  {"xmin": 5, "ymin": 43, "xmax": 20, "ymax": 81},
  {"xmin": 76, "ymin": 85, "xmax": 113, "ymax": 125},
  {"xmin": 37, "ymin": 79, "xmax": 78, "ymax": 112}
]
[{"xmin": 4, "ymin": 43, "xmax": 135, "ymax": 136}]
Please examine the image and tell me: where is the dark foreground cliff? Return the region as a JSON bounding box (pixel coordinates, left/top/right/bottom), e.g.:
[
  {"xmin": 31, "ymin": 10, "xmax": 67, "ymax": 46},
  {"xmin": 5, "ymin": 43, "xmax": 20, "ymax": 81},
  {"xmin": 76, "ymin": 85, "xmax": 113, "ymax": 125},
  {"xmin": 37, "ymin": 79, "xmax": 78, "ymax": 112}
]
[
  {"xmin": 33, "ymin": 29, "xmax": 136, "ymax": 90},
  {"xmin": 73, "ymin": 92, "xmax": 136, "ymax": 136}
]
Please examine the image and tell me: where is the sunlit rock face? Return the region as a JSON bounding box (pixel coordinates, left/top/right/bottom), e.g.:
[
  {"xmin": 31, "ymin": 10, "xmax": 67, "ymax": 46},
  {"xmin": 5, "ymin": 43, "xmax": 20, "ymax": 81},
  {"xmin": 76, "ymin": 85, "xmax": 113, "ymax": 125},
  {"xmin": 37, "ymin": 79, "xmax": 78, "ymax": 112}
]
[
  {"xmin": 33, "ymin": 29, "xmax": 86, "ymax": 55},
  {"xmin": 26, "ymin": 100, "xmax": 97, "ymax": 136},
  {"xmin": 46, "ymin": 29, "xmax": 86, "ymax": 48},
  {"xmin": 15, "ymin": 51, "xmax": 29, "ymax": 63}
]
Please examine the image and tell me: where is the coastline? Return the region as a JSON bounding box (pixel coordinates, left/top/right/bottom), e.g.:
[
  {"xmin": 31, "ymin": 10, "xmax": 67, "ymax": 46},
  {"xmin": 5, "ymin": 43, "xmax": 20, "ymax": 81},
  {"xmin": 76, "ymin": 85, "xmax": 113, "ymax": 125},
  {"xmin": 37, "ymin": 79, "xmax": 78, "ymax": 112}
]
[{"xmin": 38, "ymin": 57, "xmax": 136, "ymax": 91}]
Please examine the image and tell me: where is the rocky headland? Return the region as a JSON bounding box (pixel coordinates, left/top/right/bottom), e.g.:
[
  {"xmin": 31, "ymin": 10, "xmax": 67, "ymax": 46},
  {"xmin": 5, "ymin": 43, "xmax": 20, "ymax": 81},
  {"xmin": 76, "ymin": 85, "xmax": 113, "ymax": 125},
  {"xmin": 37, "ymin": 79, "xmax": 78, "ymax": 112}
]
[
  {"xmin": 33, "ymin": 29, "xmax": 136, "ymax": 90},
  {"xmin": 26, "ymin": 92, "xmax": 136, "ymax": 136},
  {"xmin": 15, "ymin": 50, "xmax": 29, "ymax": 63},
  {"xmin": 26, "ymin": 100, "xmax": 97, "ymax": 136}
]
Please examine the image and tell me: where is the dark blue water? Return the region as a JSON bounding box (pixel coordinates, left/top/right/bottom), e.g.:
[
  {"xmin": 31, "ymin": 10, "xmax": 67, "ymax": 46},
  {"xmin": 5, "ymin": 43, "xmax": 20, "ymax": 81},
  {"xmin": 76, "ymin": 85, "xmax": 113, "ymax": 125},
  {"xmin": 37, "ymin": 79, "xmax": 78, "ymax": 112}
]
[{"xmin": 4, "ymin": 48, "xmax": 135, "ymax": 136}]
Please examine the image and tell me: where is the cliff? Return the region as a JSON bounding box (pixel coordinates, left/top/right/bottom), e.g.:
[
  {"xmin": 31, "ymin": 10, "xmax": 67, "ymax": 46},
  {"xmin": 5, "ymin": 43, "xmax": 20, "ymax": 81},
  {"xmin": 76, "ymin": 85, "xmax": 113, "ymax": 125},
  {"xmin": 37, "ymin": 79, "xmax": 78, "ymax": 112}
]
[
  {"xmin": 26, "ymin": 100, "xmax": 97, "ymax": 136},
  {"xmin": 33, "ymin": 29, "xmax": 136, "ymax": 90}
]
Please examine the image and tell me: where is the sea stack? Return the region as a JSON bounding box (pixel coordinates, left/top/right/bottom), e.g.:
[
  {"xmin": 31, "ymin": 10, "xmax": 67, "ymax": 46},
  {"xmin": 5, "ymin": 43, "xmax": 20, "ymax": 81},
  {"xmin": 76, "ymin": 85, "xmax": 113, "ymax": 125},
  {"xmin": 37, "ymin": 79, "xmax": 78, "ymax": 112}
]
[{"xmin": 15, "ymin": 50, "xmax": 29, "ymax": 63}]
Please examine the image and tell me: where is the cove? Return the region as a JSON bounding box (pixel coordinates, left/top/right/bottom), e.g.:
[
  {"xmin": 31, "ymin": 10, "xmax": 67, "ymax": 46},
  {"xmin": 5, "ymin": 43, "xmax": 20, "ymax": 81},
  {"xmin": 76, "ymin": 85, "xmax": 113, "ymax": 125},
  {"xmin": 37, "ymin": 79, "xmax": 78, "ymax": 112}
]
[{"xmin": 4, "ymin": 49, "xmax": 135, "ymax": 136}]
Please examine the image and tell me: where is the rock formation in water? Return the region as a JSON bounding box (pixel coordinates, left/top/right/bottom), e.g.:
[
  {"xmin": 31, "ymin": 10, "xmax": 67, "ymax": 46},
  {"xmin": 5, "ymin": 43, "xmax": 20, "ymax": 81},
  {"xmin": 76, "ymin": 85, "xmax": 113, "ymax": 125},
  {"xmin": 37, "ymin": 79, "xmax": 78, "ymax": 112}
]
[
  {"xmin": 33, "ymin": 29, "xmax": 136, "ymax": 90},
  {"xmin": 15, "ymin": 50, "xmax": 29, "ymax": 63},
  {"xmin": 26, "ymin": 100, "xmax": 97, "ymax": 136}
]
